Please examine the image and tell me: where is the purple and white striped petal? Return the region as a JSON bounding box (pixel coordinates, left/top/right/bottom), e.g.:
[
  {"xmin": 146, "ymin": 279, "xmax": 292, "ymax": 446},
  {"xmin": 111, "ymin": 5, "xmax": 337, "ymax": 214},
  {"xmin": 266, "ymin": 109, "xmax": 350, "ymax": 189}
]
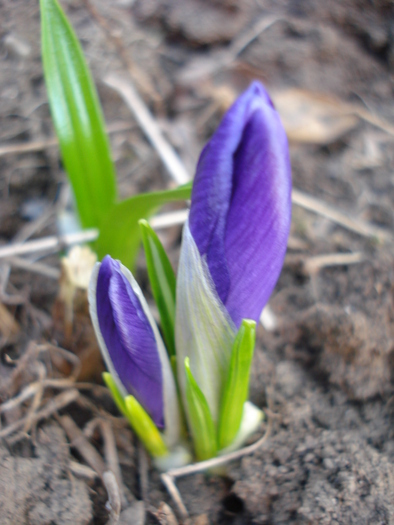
[
  {"xmin": 189, "ymin": 81, "xmax": 292, "ymax": 327},
  {"xmin": 177, "ymin": 81, "xmax": 291, "ymax": 421},
  {"xmin": 88, "ymin": 255, "xmax": 180, "ymax": 446}
]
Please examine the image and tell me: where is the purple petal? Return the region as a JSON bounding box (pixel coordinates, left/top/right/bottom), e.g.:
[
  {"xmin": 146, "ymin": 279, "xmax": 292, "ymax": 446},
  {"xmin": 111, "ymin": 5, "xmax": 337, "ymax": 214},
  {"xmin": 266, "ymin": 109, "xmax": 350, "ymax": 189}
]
[
  {"xmin": 96, "ymin": 256, "xmax": 164, "ymax": 428},
  {"xmin": 189, "ymin": 81, "xmax": 291, "ymax": 327}
]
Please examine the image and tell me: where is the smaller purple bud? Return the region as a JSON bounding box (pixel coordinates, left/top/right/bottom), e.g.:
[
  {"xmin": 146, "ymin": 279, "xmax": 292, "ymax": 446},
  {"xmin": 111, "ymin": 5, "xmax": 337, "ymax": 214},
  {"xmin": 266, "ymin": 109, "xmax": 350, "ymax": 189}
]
[{"xmin": 89, "ymin": 256, "xmax": 180, "ymax": 446}]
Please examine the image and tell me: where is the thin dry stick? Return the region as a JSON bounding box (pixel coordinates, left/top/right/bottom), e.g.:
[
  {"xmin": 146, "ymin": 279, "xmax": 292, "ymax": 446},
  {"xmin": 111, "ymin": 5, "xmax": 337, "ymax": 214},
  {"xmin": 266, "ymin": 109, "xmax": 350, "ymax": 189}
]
[
  {"xmin": 37, "ymin": 343, "xmax": 82, "ymax": 382},
  {"xmin": 100, "ymin": 419, "xmax": 129, "ymax": 508},
  {"xmin": 0, "ymin": 388, "xmax": 80, "ymax": 438},
  {"xmin": 167, "ymin": 419, "xmax": 272, "ymax": 479},
  {"xmin": 178, "ymin": 15, "xmax": 281, "ymax": 84},
  {"xmin": 59, "ymin": 414, "xmax": 107, "ymax": 478},
  {"xmin": 1, "ymin": 347, "xmax": 81, "ymax": 417},
  {"xmin": 0, "ymin": 189, "xmax": 389, "ymax": 263},
  {"xmin": 12, "ymin": 206, "xmax": 54, "ymax": 244},
  {"xmin": 0, "ymin": 229, "xmax": 98, "ymax": 259},
  {"xmin": 138, "ymin": 441, "xmax": 150, "ymax": 503},
  {"xmin": 161, "ymin": 416, "xmax": 273, "ymax": 521},
  {"xmin": 69, "ymin": 460, "xmax": 99, "ymax": 481},
  {"xmin": 103, "ymin": 471, "xmax": 122, "ymax": 525},
  {"xmin": 150, "ymin": 209, "xmax": 189, "ymax": 230},
  {"xmin": 0, "ymin": 209, "xmax": 188, "ymax": 261},
  {"xmin": 0, "ymin": 382, "xmax": 41, "ymax": 414},
  {"xmin": 160, "ymin": 474, "xmax": 189, "ymax": 522},
  {"xmin": 352, "ymin": 106, "xmax": 394, "ymax": 137},
  {"xmin": 0, "ymin": 121, "xmax": 134, "ymax": 158},
  {"xmin": 22, "ymin": 362, "xmax": 46, "ymax": 434},
  {"xmin": 230, "ymin": 16, "xmax": 281, "ymax": 60},
  {"xmin": 5, "ymin": 256, "xmax": 60, "ymax": 279},
  {"xmin": 303, "ymin": 251, "xmax": 365, "ymax": 274},
  {"xmin": 82, "ymin": 0, "xmax": 161, "ymax": 108},
  {"xmin": 292, "ymin": 189, "xmax": 390, "ymax": 242},
  {"xmin": 104, "ymin": 73, "xmax": 190, "ymax": 185}
]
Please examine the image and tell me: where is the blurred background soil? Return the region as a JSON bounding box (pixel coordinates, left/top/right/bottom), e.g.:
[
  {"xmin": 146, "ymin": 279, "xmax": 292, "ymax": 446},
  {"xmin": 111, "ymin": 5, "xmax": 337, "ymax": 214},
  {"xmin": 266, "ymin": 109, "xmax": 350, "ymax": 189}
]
[{"xmin": 1, "ymin": 0, "xmax": 394, "ymax": 524}]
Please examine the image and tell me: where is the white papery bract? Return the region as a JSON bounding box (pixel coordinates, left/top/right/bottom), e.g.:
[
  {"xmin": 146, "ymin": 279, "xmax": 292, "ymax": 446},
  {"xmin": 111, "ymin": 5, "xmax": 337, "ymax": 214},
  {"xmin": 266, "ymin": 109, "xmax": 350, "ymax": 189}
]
[{"xmin": 175, "ymin": 221, "xmax": 236, "ymax": 425}]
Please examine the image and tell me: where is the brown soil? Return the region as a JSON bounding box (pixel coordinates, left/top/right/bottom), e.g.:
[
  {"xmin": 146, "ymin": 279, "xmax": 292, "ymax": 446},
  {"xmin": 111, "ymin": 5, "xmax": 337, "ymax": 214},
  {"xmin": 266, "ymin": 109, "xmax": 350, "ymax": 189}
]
[{"xmin": 1, "ymin": 0, "xmax": 394, "ymax": 524}]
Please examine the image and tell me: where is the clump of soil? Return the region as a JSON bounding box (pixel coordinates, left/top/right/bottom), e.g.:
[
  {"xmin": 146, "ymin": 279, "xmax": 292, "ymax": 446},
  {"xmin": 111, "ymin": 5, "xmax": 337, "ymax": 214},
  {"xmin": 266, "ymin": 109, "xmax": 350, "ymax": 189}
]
[
  {"xmin": 1, "ymin": 0, "xmax": 394, "ymax": 523},
  {"xmin": 0, "ymin": 425, "xmax": 92, "ymax": 525}
]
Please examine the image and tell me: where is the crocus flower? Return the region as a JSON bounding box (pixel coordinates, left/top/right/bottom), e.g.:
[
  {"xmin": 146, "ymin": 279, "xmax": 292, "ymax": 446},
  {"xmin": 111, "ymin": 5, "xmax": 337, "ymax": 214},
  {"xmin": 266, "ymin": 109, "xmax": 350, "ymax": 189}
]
[
  {"xmin": 88, "ymin": 255, "xmax": 181, "ymax": 448},
  {"xmin": 176, "ymin": 81, "xmax": 291, "ymax": 424},
  {"xmin": 88, "ymin": 81, "xmax": 291, "ymax": 463}
]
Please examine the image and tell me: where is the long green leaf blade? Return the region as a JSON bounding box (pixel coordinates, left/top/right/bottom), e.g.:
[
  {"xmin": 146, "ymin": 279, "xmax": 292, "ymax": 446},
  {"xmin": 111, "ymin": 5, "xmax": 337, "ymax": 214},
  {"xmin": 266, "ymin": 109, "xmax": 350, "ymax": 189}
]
[
  {"xmin": 97, "ymin": 184, "xmax": 192, "ymax": 270},
  {"xmin": 102, "ymin": 371, "xmax": 128, "ymax": 418},
  {"xmin": 139, "ymin": 219, "xmax": 176, "ymax": 356},
  {"xmin": 40, "ymin": 0, "xmax": 117, "ymax": 229},
  {"xmin": 184, "ymin": 357, "xmax": 217, "ymax": 461},
  {"xmin": 124, "ymin": 395, "xmax": 168, "ymax": 458},
  {"xmin": 217, "ymin": 319, "xmax": 256, "ymax": 450}
]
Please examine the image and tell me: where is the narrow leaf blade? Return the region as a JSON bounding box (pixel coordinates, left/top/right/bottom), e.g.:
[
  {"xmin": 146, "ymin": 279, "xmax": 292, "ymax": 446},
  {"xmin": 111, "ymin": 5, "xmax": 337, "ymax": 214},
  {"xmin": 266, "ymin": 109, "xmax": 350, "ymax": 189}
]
[
  {"xmin": 40, "ymin": 0, "xmax": 117, "ymax": 229},
  {"xmin": 96, "ymin": 184, "xmax": 192, "ymax": 270},
  {"xmin": 184, "ymin": 358, "xmax": 217, "ymax": 461},
  {"xmin": 217, "ymin": 319, "xmax": 256, "ymax": 450},
  {"xmin": 102, "ymin": 371, "xmax": 127, "ymax": 418},
  {"xmin": 139, "ymin": 219, "xmax": 176, "ymax": 356},
  {"xmin": 124, "ymin": 395, "xmax": 168, "ymax": 458}
]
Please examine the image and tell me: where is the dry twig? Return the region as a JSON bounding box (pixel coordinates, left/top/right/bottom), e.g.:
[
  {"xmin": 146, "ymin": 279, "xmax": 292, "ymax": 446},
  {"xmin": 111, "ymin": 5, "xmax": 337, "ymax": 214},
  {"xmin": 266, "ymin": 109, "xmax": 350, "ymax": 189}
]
[
  {"xmin": 177, "ymin": 16, "xmax": 281, "ymax": 85},
  {"xmin": 0, "ymin": 388, "xmax": 80, "ymax": 439},
  {"xmin": 0, "ymin": 121, "xmax": 134, "ymax": 158},
  {"xmin": 104, "ymin": 73, "xmax": 190, "ymax": 185},
  {"xmin": 303, "ymin": 251, "xmax": 365, "ymax": 274},
  {"xmin": 292, "ymin": 189, "xmax": 389, "ymax": 242},
  {"xmin": 0, "ymin": 185, "xmax": 389, "ymax": 266},
  {"xmin": 59, "ymin": 414, "xmax": 107, "ymax": 478},
  {"xmin": 0, "ymin": 229, "xmax": 98, "ymax": 259},
  {"xmin": 103, "ymin": 470, "xmax": 122, "ymax": 525},
  {"xmin": 161, "ymin": 415, "xmax": 273, "ymax": 522},
  {"xmin": 82, "ymin": 0, "xmax": 161, "ymax": 109},
  {"xmin": 5, "ymin": 256, "xmax": 60, "ymax": 279},
  {"xmin": 69, "ymin": 460, "xmax": 100, "ymax": 481},
  {"xmin": 100, "ymin": 419, "xmax": 132, "ymax": 508}
]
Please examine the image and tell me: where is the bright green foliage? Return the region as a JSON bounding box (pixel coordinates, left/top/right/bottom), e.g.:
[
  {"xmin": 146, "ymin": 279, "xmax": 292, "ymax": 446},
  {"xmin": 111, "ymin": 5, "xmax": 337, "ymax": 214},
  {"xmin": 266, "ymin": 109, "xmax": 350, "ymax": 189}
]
[
  {"xmin": 139, "ymin": 219, "xmax": 176, "ymax": 356},
  {"xmin": 217, "ymin": 319, "xmax": 256, "ymax": 450},
  {"xmin": 41, "ymin": 0, "xmax": 193, "ymax": 269},
  {"xmin": 102, "ymin": 372, "xmax": 128, "ymax": 418},
  {"xmin": 124, "ymin": 396, "xmax": 168, "ymax": 458},
  {"xmin": 184, "ymin": 357, "xmax": 217, "ymax": 461},
  {"xmin": 96, "ymin": 185, "xmax": 191, "ymax": 270},
  {"xmin": 40, "ymin": 0, "xmax": 117, "ymax": 230},
  {"xmin": 104, "ymin": 372, "xmax": 168, "ymax": 458}
]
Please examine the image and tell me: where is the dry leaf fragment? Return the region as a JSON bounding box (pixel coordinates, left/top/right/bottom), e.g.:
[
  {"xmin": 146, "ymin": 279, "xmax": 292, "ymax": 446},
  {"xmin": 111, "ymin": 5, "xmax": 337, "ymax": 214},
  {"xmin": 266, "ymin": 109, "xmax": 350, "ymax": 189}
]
[
  {"xmin": 61, "ymin": 245, "xmax": 97, "ymax": 291},
  {"xmin": 0, "ymin": 303, "xmax": 19, "ymax": 339},
  {"xmin": 53, "ymin": 246, "xmax": 103, "ymax": 381},
  {"xmin": 155, "ymin": 502, "xmax": 179, "ymax": 525},
  {"xmin": 271, "ymin": 89, "xmax": 359, "ymax": 144},
  {"xmin": 58, "ymin": 245, "xmax": 97, "ymax": 341}
]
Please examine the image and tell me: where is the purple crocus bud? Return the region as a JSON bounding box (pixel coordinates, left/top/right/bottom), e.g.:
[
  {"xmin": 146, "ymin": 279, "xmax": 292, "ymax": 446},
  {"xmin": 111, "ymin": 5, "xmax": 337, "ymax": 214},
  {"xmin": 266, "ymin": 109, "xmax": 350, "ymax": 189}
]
[
  {"xmin": 176, "ymin": 82, "xmax": 291, "ymax": 422},
  {"xmin": 89, "ymin": 255, "xmax": 181, "ymax": 447},
  {"xmin": 189, "ymin": 81, "xmax": 292, "ymax": 328}
]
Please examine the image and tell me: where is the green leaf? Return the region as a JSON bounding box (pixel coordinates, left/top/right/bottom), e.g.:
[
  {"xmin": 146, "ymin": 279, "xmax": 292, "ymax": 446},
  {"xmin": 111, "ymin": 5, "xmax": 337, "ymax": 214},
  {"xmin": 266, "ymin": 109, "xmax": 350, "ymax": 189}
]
[
  {"xmin": 40, "ymin": 0, "xmax": 117, "ymax": 230},
  {"xmin": 217, "ymin": 319, "xmax": 256, "ymax": 451},
  {"xmin": 124, "ymin": 395, "xmax": 168, "ymax": 458},
  {"xmin": 139, "ymin": 219, "xmax": 176, "ymax": 356},
  {"xmin": 102, "ymin": 371, "xmax": 128, "ymax": 418},
  {"xmin": 96, "ymin": 185, "xmax": 192, "ymax": 270},
  {"xmin": 184, "ymin": 357, "xmax": 217, "ymax": 461}
]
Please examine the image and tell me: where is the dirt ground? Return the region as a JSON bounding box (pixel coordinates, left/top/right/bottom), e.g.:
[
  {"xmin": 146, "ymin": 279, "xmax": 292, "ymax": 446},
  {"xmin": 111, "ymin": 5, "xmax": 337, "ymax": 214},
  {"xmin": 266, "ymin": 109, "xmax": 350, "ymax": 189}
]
[{"xmin": 1, "ymin": 0, "xmax": 394, "ymax": 524}]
